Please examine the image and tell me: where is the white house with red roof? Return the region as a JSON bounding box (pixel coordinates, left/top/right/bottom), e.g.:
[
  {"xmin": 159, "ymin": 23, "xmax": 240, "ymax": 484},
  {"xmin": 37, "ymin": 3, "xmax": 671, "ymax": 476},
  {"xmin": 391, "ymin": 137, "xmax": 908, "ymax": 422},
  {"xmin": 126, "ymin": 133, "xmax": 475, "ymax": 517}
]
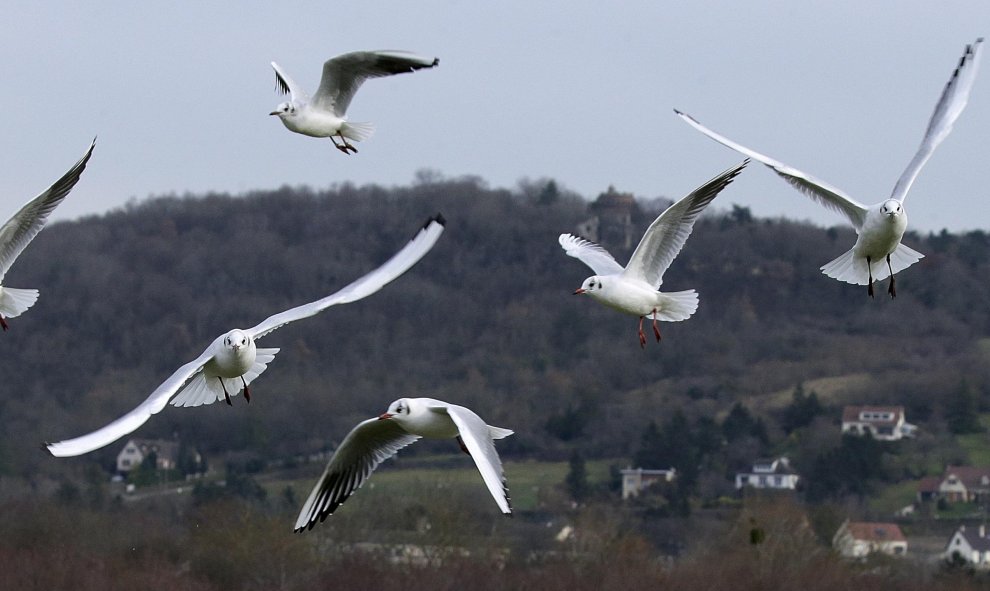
[
  {"xmin": 841, "ymin": 405, "xmax": 917, "ymax": 441},
  {"xmin": 833, "ymin": 520, "xmax": 908, "ymax": 558}
]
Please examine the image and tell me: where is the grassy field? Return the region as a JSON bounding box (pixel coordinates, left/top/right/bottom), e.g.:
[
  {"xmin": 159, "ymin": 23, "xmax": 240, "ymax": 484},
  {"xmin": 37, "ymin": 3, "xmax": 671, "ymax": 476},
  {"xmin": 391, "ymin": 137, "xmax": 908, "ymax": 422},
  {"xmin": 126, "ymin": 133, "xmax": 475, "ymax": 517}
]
[{"xmin": 266, "ymin": 457, "xmax": 617, "ymax": 513}]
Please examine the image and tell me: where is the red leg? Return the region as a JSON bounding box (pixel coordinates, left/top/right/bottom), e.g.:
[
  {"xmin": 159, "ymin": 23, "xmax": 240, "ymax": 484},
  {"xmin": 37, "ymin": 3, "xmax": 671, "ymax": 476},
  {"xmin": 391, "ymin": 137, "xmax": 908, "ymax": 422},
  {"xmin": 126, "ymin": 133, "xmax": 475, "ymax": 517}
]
[
  {"xmin": 866, "ymin": 255, "xmax": 875, "ymax": 299},
  {"xmin": 218, "ymin": 377, "xmax": 232, "ymax": 406},
  {"xmin": 637, "ymin": 317, "xmax": 647, "ymax": 349},
  {"xmin": 886, "ymin": 254, "xmax": 896, "ymax": 298},
  {"xmin": 330, "ymin": 135, "xmax": 350, "ymax": 154},
  {"xmin": 652, "ymin": 310, "xmax": 662, "ymax": 342},
  {"xmin": 241, "ymin": 376, "xmax": 251, "ymax": 403},
  {"xmin": 0, "ymin": 315, "xmax": 8, "ymax": 332}
]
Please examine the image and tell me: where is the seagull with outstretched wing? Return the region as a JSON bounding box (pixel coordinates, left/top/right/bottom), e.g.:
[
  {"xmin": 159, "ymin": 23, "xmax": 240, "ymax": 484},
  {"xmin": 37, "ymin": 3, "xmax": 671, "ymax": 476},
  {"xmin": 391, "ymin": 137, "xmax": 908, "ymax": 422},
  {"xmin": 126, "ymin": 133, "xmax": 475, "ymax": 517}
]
[
  {"xmin": 45, "ymin": 215, "xmax": 446, "ymax": 457},
  {"xmin": 270, "ymin": 50, "xmax": 439, "ymax": 154},
  {"xmin": 676, "ymin": 38, "xmax": 983, "ymax": 297},
  {"xmin": 560, "ymin": 160, "xmax": 747, "ymax": 348},
  {"xmin": 0, "ymin": 139, "xmax": 95, "ymax": 330},
  {"xmin": 294, "ymin": 397, "xmax": 513, "ymax": 532}
]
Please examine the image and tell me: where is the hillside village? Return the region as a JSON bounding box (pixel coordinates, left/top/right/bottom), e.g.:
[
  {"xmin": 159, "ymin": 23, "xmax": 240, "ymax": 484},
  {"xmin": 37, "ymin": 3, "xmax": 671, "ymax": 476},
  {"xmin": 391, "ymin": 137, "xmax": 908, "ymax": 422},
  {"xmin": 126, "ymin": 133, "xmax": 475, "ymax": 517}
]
[{"xmin": 4, "ymin": 180, "xmax": 990, "ymax": 588}]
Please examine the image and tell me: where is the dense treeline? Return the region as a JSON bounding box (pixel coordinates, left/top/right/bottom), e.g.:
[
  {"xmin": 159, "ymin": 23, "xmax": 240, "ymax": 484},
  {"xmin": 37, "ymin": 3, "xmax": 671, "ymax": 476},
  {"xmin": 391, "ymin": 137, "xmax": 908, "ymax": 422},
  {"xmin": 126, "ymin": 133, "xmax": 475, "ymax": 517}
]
[
  {"xmin": 1, "ymin": 174, "xmax": 990, "ymax": 483},
  {"xmin": 4, "ymin": 175, "xmax": 990, "ymax": 587}
]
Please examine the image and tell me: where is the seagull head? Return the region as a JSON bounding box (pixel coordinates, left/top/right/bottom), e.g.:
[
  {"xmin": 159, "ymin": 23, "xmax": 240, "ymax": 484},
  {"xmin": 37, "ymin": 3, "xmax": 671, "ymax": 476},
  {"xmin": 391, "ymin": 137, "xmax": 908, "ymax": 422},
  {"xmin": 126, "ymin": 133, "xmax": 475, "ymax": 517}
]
[
  {"xmin": 574, "ymin": 276, "xmax": 603, "ymax": 295},
  {"xmin": 269, "ymin": 101, "xmax": 297, "ymax": 118},
  {"xmin": 223, "ymin": 329, "xmax": 250, "ymax": 352},
  {"xmin": 880, "ymin": 199, "xmax": 903, "ymax": 219},
  {"xmin": 379, "ymin": 398, "xmax": 411, "ymax": 421}
]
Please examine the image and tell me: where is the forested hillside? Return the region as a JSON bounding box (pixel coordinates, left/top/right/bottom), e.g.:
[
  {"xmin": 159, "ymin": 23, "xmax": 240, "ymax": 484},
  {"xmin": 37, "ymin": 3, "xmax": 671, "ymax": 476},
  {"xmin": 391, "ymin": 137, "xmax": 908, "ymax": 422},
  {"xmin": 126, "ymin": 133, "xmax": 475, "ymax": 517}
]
[{"xmin": 3, "ymin": 175, "xmax": 990, "ymax": 482}]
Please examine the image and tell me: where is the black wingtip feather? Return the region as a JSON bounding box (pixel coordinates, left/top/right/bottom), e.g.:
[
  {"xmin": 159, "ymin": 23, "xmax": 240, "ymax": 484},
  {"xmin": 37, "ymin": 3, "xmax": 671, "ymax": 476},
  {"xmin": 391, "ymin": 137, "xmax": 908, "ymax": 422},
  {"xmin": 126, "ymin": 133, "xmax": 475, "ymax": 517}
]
[{"xmin": 433, "ymin": 212, "xmax": 446, "ymax": 227}]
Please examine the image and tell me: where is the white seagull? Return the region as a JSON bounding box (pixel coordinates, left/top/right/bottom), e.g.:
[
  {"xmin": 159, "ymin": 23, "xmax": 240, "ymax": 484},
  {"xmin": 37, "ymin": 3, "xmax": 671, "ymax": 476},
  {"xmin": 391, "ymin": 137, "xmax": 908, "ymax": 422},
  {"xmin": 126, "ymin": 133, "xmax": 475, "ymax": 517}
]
[
  {"xmin": 294, "ymin": 397, "xmax": 513, "ymax": 532},
  {"xmin": 0, "ymin": 139, "xmax": 95, "ymax": 330},
  {"xmin": 45, "ymin": 215, "xmax": 446, "ymax": 457},
  {"xmin": 560, "ymin": 160, "xmax": 747, "ymax": 348},
  {"xmin": 676, "ymin": 38, "xmax": 983, "ymax": 298},
  {"xmin": 270, "ymin": 50, "xmax": 439, "ymax": 154}
]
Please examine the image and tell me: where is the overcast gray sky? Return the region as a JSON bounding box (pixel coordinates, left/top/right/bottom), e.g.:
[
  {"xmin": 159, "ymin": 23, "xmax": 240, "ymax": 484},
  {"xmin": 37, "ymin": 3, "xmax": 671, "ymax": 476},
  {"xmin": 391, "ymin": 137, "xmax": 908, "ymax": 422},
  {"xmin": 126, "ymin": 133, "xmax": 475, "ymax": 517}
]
[{"xmin": 0, "ymin": 1, "xmax": 987, "ymax": 232}]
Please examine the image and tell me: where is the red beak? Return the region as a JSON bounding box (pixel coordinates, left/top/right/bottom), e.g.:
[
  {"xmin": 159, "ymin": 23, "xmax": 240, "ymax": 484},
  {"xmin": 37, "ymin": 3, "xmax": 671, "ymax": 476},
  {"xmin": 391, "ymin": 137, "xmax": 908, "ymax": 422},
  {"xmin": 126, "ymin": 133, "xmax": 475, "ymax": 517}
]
[
  {"xmin": 573, "ymin": 288, "xmax": 586, "ymax": 295},
  {"xmin": 378, "ymin": 413, "xmax": 394, "ymax": 420}
]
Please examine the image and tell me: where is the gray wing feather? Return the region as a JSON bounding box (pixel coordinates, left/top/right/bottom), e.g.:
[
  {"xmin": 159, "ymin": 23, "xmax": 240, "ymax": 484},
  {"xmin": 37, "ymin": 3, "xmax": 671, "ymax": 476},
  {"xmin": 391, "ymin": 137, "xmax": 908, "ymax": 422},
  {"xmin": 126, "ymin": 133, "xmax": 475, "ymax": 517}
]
[
  {"xmin": 675, "ymin": 109, "xmax": 869, "ymax": 229},
  {"xmin": 623, "ymin": 160, "xmax": 748, "ymax": 288},
  {"xmin": 558, "ymin": 234, "xmax": 624, "ymax": 276},
  {"xmin": 0, "ymin": 140, "xmax": 95, "ymax": 281},
  {"xmin": 312, "ymin": 50, "xmax": 439, "ymax": 115},
  {"xmin": 45, "ymin": 339, "xmax": 218, "ymax": 457},
  {"xmin": 444, "ymin": 405, "xmax": 512, "ymax": 514},
  {"xmin": 294, "ymin": 418, "xmax": 420, "ymax": 532},
  {"xmin": 248, "ymin": 215, "xmax": 445, "ymax": 340},
  {"xmin": 890, "ymin": 38, "xmax": 983, "ymax": 202},
  {"xmin": 270, "ymin": 62, "xmax": 308, "ymax": 103}
]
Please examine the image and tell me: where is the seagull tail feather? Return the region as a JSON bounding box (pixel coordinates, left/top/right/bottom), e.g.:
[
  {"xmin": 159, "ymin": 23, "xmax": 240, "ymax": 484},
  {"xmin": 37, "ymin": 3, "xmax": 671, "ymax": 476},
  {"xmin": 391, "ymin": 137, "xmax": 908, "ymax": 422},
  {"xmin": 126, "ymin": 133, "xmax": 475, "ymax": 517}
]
[
  {"xmin": 821, "ymin": 248, "xmax": 869, "ymax": 285},
  {"xmin": 0, "ymin": 287, "xmax": 39, "ymax": 319},
  {"xmin": 821, "ymin": 244, "xmax": 923, "ymax": 285},
  {"xmin": 652, "ymin": 289, "xmax": 699, "ymax": 322},
  {"xmin": 340, "ymin": 121, "xmax": 375, "ymax": 142}
]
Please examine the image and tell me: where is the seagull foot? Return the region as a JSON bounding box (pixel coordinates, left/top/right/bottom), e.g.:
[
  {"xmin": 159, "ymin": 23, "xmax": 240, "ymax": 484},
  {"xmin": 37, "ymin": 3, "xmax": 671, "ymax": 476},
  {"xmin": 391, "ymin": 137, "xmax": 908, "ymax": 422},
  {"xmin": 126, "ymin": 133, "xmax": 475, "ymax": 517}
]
[
  {"xmin": 638, "ymin": 331, "xmax": 647, "ymax": 349},
  {"xmin": 0, "ymin": 316, "xmax": 8, "ymax": 332},
  {"xmin": 888, "ymin": 276, "xmax": 896, "ymax": 298},
  {"xmin": 652, "ymin": 312, "xmax": 662, "ymax": 342},
  {"xmin": 243, "ymin": 386, "xmax": 251, "ymax": 403},
  {"xmin": 335, "ymin": 145, "xmax": 350, "ymax": 155},
  {"xmin": 867, "ymin": 281, "xmax": 874, "ymax": 299}
]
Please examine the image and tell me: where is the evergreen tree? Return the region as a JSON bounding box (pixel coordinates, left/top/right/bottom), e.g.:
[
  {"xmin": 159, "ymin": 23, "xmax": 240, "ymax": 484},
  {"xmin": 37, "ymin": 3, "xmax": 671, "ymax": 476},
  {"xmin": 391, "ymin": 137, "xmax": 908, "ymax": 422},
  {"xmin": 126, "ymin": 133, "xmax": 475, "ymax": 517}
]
[
  {"xmin": 565, "ymin": 450, "xmax": 588, "ymax": 502},
  {"xmin": 781, "ymin": 383, "xmax": 825, "ymax": 433}
]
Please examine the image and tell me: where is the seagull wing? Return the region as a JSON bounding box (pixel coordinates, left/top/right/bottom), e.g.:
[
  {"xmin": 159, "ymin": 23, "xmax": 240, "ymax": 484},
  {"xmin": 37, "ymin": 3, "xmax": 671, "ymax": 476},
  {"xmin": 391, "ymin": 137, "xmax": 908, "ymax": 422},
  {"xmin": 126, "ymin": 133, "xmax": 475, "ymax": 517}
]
[
  {"xmin": 890, "ymin": 38, "xmax": 983, "ymax": 202},
  {"xmin": 0, "ymin": 139, "xmax": 95, "ymax": 282},
  {"xmin": 294, "ymin": 418, "xmax": 419, "ymax": 532},
  {"xmin": 45, "ymin": 339, "xmax": 220, "ymax": 457},
  {"xmin": 442, "ymin": 404, "xmax": 512, "ymax": 514},
  {"xmin": 675, "ymin": 109, "xmax": 869, "ymax": 229},
  {"xmin": 312, "ymin": 50, "xmax": 439, "ymax": 116},
  {"xmin": 247, "ymin": 214, "xmax": 445, "ymax": 340},
  {"xmin": 558, "ymin": 234, "xmax": 624, "ymax": 275},
  {"xmin": 271, "ymin": 62, "xmax": 309, "ymax": 103},
  {"xmin": 624, "ymin": 160, "xmax": 748, "ymax": 288}
]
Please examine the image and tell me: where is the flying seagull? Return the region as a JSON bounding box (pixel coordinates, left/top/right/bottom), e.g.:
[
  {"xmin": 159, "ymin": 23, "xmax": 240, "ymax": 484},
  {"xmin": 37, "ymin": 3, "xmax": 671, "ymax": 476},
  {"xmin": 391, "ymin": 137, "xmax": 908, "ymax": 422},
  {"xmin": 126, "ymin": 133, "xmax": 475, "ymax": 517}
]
[
  {"xmin": 0, "ymin": 139, "xmax": 95, "ymax": 330},
  {"xmin": 45, "ymin": 215, "xmax": 446, "ymax": 457},
  {"xmin": 676, "ymin": 38, "xmax": 983, "ymax": 297},
  {"xmin": 269, "ymin": 50, "xmax": 439, "ymax": 154},
  {"xmin": 294, "ymin": 397, "xmax": 512, "ymax": 532},
  {"xmin": 560, "ymin": 160, "xmax": 747, "ymax": 348}
]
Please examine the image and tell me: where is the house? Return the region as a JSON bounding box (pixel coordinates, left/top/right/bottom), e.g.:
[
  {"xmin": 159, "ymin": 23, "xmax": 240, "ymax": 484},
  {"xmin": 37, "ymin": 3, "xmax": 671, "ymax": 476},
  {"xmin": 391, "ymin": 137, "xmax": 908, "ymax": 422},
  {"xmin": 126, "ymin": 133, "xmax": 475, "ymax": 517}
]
[
  {"xmin": 833, "ymin": 520, "xmax": 908, "ymax": 558},
  {"xmin": 620, "ymin": 467, "xmax": 676, "ymax": 499},
  {"xmin": 841, "ymin": 405, "xmax": 917, "ymax": 441},
  {"xmin": 575, "ymin": 186, "xmax": 642, "ymax": 249},
  {"xmin": 916, "ymin": 476, "xmax": 942, "ymax": 503},
  {"xmin": 116, "ymin": 438, "xmax": 185, "ymax": 473},
  {"xmin": 735, "ymin": 457, "xmax": 800, "ymax": 491},
  {"xmin": 917, "ymin": 466, "xmax": 990, "ymax": 504},
  {"xmin": 945, "ymin": 525, "xmax": 990, "ymax": 567}
]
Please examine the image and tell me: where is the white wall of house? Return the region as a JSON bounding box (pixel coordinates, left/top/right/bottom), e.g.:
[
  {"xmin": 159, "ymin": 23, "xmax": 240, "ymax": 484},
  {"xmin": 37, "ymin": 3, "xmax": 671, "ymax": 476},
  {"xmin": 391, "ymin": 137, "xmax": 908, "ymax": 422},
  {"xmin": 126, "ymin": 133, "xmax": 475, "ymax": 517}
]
[{"xmin": 116, "ymin": 440, "xmax": 144, "ymax": 473}]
